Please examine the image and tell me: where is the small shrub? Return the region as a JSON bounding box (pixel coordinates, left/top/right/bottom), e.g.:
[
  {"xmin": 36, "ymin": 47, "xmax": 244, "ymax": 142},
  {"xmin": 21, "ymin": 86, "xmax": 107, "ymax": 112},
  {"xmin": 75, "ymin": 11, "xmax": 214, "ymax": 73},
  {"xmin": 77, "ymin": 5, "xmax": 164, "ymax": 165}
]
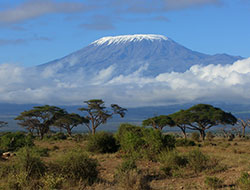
[
  {"xmin": 7, "ymin": 171, "xmax": 43, "ymax": 190},
  {"xmin": 116, "ymin": 124, "xmax": 175, "ymax": 160},
  {"xmin": 0, "ymin": 162, "xmax": 14, "ymax": 178},
  {"xmin": 41, "ymin": 173, "xmax": 65, "ymax": 190},
  {"xmin": 141, "ymin": 130, "xmax": 175, "ymax": 160},
  {"xmin": 158, "ymin": 151, "xmax": 188, "ymax": 176},
  {"xmin": 159, "ymin": 151, "xmax": 188, "ymax": 169},
  {"xmin": 204, "ymin": 176, "xmax": 223, "ymax": 189},
  {"xmin": 86, "ymin": 131, "xmax": 119, "ymax": 154},
  {"xmin": 236, "ymin": 172, "xmax": 250, "ymax": 190},
  {"xmin": 116, "ymin": 123, "xmax": 142, "ymax": 143},
  {"xmin": 53, "ymin": 148, "xmax": 98, "ymax": 185},
  {"xmin": 15, "ymin": 147, "xmax": 46, "ymax": 179},
  {"xmin": 0, "ymin": 132, "xmax": 34, "ymax": 151},
  {"xmin": 175, "ymin": 138, "xmax": 196, "ymax": 147},
  {"xmin": 187, "ymin": 149, "xmax": 209, "ymax": 173},
  {"xmin": 191, "ymin": 132, "xmax": 200, "ymax": 142},
  {"xmin": 116, "ymin": 158, "xmax": 137, "ymax": 174}
]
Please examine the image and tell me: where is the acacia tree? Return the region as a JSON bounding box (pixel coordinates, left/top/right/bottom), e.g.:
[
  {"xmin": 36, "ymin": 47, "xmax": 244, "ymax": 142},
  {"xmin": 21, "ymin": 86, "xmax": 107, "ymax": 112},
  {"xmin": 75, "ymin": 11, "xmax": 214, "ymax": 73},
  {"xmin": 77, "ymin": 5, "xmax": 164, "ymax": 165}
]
[
  {"xmin": 142, "ymin": 115, "xmax": 174, "ymax": 131},
  {"xmin": 168, "ymin": 110, "xmax": 190, "ymax": 139},
  {"xmin": 183, "ymin": 104, "xmax": 237, "ymax": 141},
  {"xmin": 53, "ymin": 112, "xmax": 89, "ymax": 136},
  {"xmin": 237, "ymin": 119, "xmax": 250, "ymax": 138},
  {"xmin": 78, "ymin": 99, "xmax": 127, "ymax": 134},
  {"xmin": 15, "ymin": 105, "xmax": 65, "ymax": 139}
]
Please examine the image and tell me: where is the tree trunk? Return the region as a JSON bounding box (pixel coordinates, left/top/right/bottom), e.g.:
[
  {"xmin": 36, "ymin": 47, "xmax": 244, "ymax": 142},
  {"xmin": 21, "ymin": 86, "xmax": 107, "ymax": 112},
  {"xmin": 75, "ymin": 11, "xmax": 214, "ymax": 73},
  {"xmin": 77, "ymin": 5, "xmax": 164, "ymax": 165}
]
[
  {"xmin": 67, "ymin": 128, "xmax": 72, "ymax": 137},
  {"xmin": 177, "ymin": 125, "xmax": 187, "ymax": 139},
  {"xmin": 242, "ymin": 126, "xmax": 246, "ymax": 138},
  {"xmin": 199, "ymin": 130, "xmax": 206, "ymax": 141},
  {"xmin": 92, "ymin": 127, "xmax": 96, "ymax": 135},
  {"xmin": 181, "ymin": 128, "xmax": 187, "ymax": 139}
]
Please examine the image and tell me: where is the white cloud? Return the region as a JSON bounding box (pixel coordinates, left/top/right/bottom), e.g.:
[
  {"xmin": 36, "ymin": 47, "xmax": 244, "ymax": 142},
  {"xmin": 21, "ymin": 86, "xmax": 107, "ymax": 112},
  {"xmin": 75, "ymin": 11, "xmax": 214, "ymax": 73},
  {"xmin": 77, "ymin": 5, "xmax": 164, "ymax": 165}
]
[
  {"xmin": 0, "ymin": 58, "xmax": 250, "ymax": 107},
  {"xmin": 0, "ymin": 0, "xmax": 86, "ymax": 24}
]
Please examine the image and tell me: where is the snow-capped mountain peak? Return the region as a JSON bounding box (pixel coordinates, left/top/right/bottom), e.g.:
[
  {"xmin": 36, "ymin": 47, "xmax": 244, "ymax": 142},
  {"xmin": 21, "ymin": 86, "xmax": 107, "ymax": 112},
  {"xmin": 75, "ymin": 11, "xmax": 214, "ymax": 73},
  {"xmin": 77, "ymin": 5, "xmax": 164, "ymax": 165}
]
[
  {"xmin": 40, "ymin": 34, "xmax": 242, "ymax": 77},
  {"xmin": 91, "ymin": 34, "xmax": 169, "ymax": 46}
]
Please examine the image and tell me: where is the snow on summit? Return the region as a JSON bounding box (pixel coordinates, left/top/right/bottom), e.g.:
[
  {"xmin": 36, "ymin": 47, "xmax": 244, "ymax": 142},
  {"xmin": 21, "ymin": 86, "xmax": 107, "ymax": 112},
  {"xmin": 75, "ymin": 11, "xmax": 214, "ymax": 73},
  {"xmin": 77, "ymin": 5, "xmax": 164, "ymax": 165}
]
[{"xmin": 91, "ymin": 34, "xmax": 169, "ymax": 46}]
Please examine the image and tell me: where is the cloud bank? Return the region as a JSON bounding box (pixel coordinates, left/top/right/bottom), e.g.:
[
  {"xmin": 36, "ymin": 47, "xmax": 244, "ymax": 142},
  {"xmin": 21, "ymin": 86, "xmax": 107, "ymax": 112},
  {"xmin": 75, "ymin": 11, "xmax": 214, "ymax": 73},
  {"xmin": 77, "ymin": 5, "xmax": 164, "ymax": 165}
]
[{"xmin": 0, "ymin": 58, "xmax": 250, "ymax": 107}]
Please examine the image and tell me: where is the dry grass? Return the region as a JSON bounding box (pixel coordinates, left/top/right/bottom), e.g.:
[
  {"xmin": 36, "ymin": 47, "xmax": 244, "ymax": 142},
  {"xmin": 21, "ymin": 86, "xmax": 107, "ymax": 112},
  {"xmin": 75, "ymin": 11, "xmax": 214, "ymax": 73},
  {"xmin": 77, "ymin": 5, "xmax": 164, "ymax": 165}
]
[{"xmin": 1, "ymin": 137, "xmax": 250, "ymax": 190}]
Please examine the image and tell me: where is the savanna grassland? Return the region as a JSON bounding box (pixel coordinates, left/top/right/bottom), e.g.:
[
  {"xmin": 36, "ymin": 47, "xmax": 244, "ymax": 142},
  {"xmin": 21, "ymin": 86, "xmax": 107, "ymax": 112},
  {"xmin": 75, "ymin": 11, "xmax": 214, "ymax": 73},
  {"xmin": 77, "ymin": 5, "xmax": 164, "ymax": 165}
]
[{"xmin": 1, "ymin": 126, "xmax": 250, "ymax": 190}]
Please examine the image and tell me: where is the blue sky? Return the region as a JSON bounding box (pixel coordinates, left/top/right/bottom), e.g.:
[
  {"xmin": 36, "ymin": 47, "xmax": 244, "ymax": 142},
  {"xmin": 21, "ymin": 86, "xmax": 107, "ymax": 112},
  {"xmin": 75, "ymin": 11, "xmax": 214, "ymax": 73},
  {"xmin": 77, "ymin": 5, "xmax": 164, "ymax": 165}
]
[{"xmin": 0, "ymin": 0, "xmax": 249, "ymax": 67}]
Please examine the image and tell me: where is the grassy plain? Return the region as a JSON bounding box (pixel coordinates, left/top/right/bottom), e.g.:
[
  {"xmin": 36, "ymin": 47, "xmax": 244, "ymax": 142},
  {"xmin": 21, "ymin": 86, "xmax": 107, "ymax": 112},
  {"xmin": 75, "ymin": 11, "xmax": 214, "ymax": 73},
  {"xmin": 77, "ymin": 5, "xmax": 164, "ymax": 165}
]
[{"xmin": 1, "ymin": 134, "xmax": 250, "ymax": 190}]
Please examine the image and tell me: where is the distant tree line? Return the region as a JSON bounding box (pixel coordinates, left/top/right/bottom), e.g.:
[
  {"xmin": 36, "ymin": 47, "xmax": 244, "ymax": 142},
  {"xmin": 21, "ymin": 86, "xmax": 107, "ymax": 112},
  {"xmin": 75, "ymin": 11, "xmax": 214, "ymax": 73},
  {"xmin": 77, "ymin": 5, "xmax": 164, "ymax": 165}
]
[
  {"xmin": 143, "ymin": 104, "xmax": 239, "ymax": 141},
  {"xmin": 1, "ymin": 101, "xmax": 250, "ymax": 141},
  {"xmin": 14, "ymin": 99, "xmax": 127, "ymax": 139}
]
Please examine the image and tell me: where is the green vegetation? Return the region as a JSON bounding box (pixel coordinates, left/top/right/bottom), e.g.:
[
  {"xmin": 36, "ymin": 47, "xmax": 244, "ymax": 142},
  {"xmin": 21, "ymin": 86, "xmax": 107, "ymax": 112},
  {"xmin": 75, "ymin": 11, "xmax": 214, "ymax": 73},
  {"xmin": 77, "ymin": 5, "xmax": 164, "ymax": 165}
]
[
  {"xmin": 116, "ymin": 124, "xmax": 175, "ymax": 160},
  {"xmin": 15, "ymin": 105, "xmax": 66, "ymax": 139},
  {"xmin": 86, "ymin": 131, "xmax": 119, "ymax": 153},
  {"xmin": 0, "ymin": 132, "xmax": 33, "ymax": 151},
  {"xmin": 204, "ymin": 176, "xmax": 224, "ymax": 189},
  {"xmin": 142, "ymin": 115, "xmax": 174, "ymax": 130},
  {"xmin": 0, "ymin": 103, "xmax": 249, "ymax": 189},
  {"xmin": 236, "ymin": 172, "xmax": 250, "ymax": 190},
  {"xmin": 79, "ymin": 99, "xmax": 127, "ymax": 134},
  {"xmin": 51, "ymin": 148, "xmax": 98, "ymax": 185}
]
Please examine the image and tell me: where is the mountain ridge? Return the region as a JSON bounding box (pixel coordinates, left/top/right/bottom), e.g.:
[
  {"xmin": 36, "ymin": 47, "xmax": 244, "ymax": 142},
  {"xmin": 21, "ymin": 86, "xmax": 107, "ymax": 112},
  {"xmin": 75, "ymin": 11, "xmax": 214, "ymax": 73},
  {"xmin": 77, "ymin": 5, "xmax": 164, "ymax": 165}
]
[{"xmin": 38, "ymin": 34, "xmax": 243, "ymax": 76}]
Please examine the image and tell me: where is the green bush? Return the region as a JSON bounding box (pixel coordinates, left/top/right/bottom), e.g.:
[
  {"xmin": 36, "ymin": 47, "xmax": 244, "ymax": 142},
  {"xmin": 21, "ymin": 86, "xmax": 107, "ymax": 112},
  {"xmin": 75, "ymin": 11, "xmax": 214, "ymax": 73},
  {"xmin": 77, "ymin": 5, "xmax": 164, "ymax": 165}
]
[
  {"xmin": 187, "ymin": 149, "xmax": 209, "ymax": 173},
  {"xmin": 116, "ymin": 158, "xmax": 137, "ymax": 174},
  {"xmin": 141, "ymin": 129, "xmax": 175, "ymax": 160},
  {"xmin": 52, "ymin": 148, "xmax": 98, "ymax": 185},
  {"xmin": 187, "ymin": 149, "xmax": 220, "ymax": 174},
  {"xmin": 15, "ymin": 147, "xmax": 46, "ymax": 179},
  {"xmin": 116, "ymin": 124, "xmax": 175, "ymax": 160},
  {"xmin": 158, "ymin": 151, "xmax": 188, "ymax": 176},
  {"xmin": 0, "ymin": 161, "xmax": 14, "ymax": 178},
  {"xmin": 236, "ymin": 172, "xmax": 250, "ymax": 190},
  {"xmin": 175, "ymin": 138, "xmax": 196, "ymax": 147},
  {"xmin": 0, "ymin": 132, "xmax": 34, "ymax": 152},
  {"xmin": 204, "ymin": 176, "xmax": 223, "ymax": 189},
  {"xmin": 86, "ymin": 131, "xmax": 119, "ymax": 153},
  {"xmin": 191, "ymin": 132, "xmax": 200, "ymax": 142},
  {"xmin": 158, "ymin": 151, "xmax": 188, "ymax": 169},
  {"xmin": 41, "ymin": 173, "xmax": 65, "ymax": 190},
  {"xmin": 116, "ymin": 123, "xmax": 143, "ymax": 143}
]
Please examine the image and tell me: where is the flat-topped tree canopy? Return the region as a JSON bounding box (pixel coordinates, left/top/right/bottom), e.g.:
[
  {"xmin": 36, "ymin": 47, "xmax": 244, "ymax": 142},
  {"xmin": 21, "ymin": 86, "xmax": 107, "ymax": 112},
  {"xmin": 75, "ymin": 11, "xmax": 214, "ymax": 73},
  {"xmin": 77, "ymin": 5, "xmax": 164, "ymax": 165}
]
[
  {"xmin": 53, "ymin": 112, "xmax": 89, "ymax": 136},
  {"xmin": 168, "ymin": 110, "xmax": 190, "ymax": 139},
  {"xmin": 15, "ymin": 105, "xmax": 66, "ymax": 139},
  {"xmin": 79, "ymin": 99, "xmax": 127, "ymax": 134},
  {"xmin": 142, "ymin": 115, "xmax": 175, "ymax": 131},
  {"xmin": 185, "ymin": 104, "xmax": 237, "ymax": 140}
]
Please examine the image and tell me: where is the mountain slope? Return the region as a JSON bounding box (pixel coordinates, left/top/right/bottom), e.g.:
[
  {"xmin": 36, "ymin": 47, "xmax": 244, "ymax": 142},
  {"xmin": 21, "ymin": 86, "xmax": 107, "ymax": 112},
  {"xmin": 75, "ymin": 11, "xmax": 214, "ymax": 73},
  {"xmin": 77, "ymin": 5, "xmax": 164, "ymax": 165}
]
[{"xmin": 38, "ymin": 34, "xmax": 242, "ymax": 76}]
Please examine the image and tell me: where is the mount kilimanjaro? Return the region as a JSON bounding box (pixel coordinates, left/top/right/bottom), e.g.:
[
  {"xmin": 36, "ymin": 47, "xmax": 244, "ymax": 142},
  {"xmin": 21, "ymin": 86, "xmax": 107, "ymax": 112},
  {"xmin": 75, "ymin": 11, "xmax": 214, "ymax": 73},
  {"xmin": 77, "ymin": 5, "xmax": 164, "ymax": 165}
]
[{"xmin": 38, "ymin": 34, "xmax": 242, "ymax": 76}]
